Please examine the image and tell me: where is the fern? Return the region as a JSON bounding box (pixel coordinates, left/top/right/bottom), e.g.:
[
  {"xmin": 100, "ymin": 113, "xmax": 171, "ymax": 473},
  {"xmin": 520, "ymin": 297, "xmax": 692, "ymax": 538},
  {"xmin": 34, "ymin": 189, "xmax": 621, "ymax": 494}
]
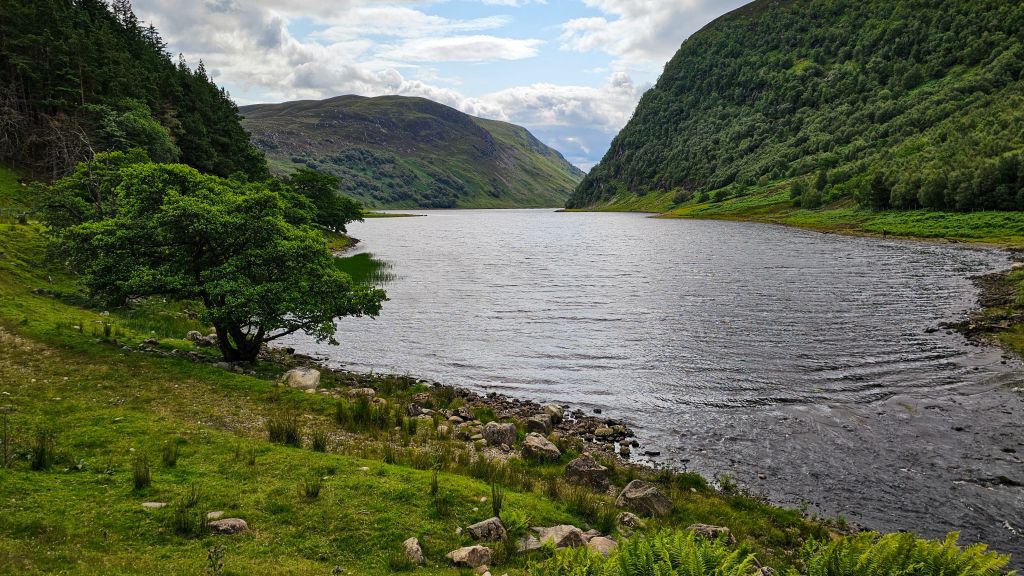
[{"xmin": 798, "ymin": 532, "xmax": 1013, "ymax": 576}]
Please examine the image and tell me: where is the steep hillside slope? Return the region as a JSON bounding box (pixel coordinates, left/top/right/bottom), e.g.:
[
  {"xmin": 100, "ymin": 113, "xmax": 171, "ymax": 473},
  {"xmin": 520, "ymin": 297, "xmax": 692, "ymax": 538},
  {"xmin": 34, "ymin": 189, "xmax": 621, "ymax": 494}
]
[
  {"xmin": 241, "ymin": 96, "xmax": 583, "ymax": 209},
  {"xmin": 568, "ymin": 0, "xmax": 1024, "ymax": 212}
]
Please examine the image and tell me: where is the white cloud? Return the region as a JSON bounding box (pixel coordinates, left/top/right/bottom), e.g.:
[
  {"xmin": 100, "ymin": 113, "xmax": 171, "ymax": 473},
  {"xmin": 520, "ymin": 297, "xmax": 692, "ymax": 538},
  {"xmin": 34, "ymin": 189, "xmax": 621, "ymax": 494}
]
[
  {"xmin": 379, "ymin": 36, "xmax": 544, "ymax": 62},
  {"xmin": 560, "ymin": 0, "xmax": 748, "ymax": 69},
  {"xmin": 129, "ymin": 0, "xmax": 742, "ymax": 169}
]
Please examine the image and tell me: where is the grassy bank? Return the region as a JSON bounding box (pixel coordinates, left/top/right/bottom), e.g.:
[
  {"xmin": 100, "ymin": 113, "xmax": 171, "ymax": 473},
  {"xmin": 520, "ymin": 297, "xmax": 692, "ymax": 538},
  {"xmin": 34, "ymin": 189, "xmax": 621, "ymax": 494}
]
[
  {"xmin": 0, "ymin": 166, "xmax": 1014, "ymax": 575},
  {"xmin": 569, "ymin": 183, "xmax": 1024, "ymax": 248}
]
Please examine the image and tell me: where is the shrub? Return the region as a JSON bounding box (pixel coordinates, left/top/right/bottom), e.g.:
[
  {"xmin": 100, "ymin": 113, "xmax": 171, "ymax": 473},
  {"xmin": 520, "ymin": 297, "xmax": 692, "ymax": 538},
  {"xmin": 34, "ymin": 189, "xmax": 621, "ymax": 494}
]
[
  {"xmin": 132, "ymin": 454, "xmax": 151, "ymax": 490},
  {"xmin": 532, "ymin": 529, "xmax": 757, "ymax": 576},
  {"xmin": 161, "ymin": 441, "xmax": 179, "ymax": 467},
  {"xmin": 302, "ymin": 475, "xmax": 322, "ymax": 499},
  {"xmin": 267, "ymin": 415, "xmax": 302, "ymax": 447},
  {"xmin": 800, "ymin": 532, "xmax": 1011, "ymax": 576},
  {"xmin": 387, "ymin": 550, "xmax": 416, "ymax": 572},
  {"xmin": 310, "ymin": 429, "xmax": 328, "ymax": 452},
  {"xmin": 30, "ymin": 430, "xmax": 54, "ymax": 471},
  {"xmin": 491, "ymin": 483, "xmax": 505, "ymax": 518}
]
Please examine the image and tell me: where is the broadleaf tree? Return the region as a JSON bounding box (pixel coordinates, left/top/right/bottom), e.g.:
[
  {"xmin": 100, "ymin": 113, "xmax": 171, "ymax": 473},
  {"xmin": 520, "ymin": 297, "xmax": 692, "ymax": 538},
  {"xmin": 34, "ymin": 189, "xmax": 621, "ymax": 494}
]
[{"xmin": 47, "ymin": 156, "xmax": 386, "ymax": 362}]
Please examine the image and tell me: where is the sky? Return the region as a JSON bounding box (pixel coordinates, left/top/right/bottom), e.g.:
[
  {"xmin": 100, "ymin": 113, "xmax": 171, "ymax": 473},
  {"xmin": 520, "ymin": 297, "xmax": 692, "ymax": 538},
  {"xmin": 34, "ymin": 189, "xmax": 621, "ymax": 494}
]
[{"xmin": 131, "ymin": 0, "xmax": 750, "ymax": 170}]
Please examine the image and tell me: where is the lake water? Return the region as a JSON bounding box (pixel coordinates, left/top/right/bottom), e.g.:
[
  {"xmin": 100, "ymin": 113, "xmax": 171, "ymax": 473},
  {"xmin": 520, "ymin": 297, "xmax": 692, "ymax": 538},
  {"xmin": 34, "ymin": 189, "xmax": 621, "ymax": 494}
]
[{"xmin": 284, "ymin": 209, "xmax": 1024, "ymax": 559}]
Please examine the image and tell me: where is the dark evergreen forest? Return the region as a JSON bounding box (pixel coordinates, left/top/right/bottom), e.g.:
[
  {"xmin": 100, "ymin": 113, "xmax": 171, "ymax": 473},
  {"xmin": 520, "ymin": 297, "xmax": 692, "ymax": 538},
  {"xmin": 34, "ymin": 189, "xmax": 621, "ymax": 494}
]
[{"xmin": 0, "ymin": 0, "xmax": 267, "ymax": 180}]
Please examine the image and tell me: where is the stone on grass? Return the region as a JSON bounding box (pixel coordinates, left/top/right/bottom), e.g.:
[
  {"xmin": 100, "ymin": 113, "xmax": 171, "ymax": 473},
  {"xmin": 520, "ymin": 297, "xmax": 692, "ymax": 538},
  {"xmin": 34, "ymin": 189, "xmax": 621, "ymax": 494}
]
[
  {"xmin": 517, "ymin": 535, "xmax": 542, "ymax": 552},
  {"xmin": 281, "ymin": 367, "xmax": 320, "ymax": 391},
  {"xmin": 446, "ymin": 545, "xmax": 491, "ymax": 568},
  {"xmin": 687, "ymin": 523, "xmax": 736, "ymax": 545},
  {"xmin": 587, "ymin": 536, "xmax": 618, "ymax": 557},
  {"xmin": 617, "ymin": 512, "xmax": 644, "ymax": 529},
  {"xmin": 526, "ymin": 414, "xmax": 553, "ymax": 435},
  {"xmin": 483, "ymin": 422, "xmax": 517, "ymax": 447},
  {"xmin": 208, "ymin": 518, "xmax": 248, "ymax": 535},
  {"xmin": 522, "ymin": 433, "xmax": 561, "ymax": 461},
  {"xmin": 403, "ymin": 537, "xmax": 425, "ymax": 566},
  {"xmin": 206, "ymin": 511, "xmax": 224, "ymax": 520},
  {"xmin": 565, "ymin": 453, "xmax": 609, "ymax": 491},
  {"xmin": 467, "ymin": 517, "xmax": 507, "ymax": 541},
  {"xmin": 536, "ymin": 525, "xmax": 585, "ymax": 549},
  {"xmin": 141, "ymin": 502, "xmax": 167, "ymax": 510},
  {"xmin": 615, "ymin": 480, "xmax": 673, "ymax": 516},
  {"xmin": 348, "ymin": 387, "xmax": 376, "ymax": 398}
]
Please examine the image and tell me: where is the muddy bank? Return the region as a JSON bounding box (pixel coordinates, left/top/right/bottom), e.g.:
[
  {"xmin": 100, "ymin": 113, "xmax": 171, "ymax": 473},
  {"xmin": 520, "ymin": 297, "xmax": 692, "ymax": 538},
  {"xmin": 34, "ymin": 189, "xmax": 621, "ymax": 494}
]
[{"xmin": 944, "ymin": 248, "xmax": 1024, "ymax": 354}]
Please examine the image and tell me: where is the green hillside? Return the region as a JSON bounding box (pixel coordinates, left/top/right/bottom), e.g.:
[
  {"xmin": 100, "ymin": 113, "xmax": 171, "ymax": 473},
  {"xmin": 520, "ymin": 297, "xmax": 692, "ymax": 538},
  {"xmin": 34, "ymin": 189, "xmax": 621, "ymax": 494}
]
[
  {"xmin": 568, "ymin": 0, "xmax": 1024, "ymax": 213},
  {"xmin": 241, "ymin": 95, "xmax": 584, "ymax": 209}
]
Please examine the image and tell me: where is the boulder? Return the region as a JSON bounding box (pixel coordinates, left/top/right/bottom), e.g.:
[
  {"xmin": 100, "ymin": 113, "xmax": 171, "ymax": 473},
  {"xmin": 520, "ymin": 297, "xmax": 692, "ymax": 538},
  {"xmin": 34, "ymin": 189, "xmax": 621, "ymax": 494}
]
[
  {"xmin": 565, "ymin": 453, "xmax": 609, "ymax": 491},
  {"xmin": 522, "ymin": 433, "xmax": 561, "ymax": 461},
  {"xmin": 348, "ymin": 388, "xmax": 376, "ymax": 399},
  {"xmin": 403, "ymin": 537, "xmax": 425, "ymax": 566},
  {"xmin": 536, "ymin": 525, "xmax": 585, "ymax": 548},
  {"xmin": 206, "ymin": 511, "xmax": 224, "ymax": 520},
  {"xmin": 687, "ymin": 523, "xmax": 736, "ymax": 545},
  {"xmin": 186, "ymin": 331, "xmax": 204, "ymax": 342},
  {"xmin": 593, "ymin": 427, "xmax": 615, "ymax": 439},
  {"xmin": 281, "ymin": 368, "xmax": 320, "ymax": 391},
  {"xmin": 544, "ymin": 404, "xmax": 564, "ymax": 425},
  {"xmin": 467, "ymin": 517, "xmax": 507, "ymax": 541},
  {"xmin": 517, "ymin": 535, "xmax": 542, "ymax": 552},
  {"xmin": 208, "ymin": 518, "xmax": 248, "ymax": 535},
  {"xmin": 446, "ymin": 545, "xmax": 491, "ymax": 568},
  {"xmin": 526, "ymin": 414, "xmax": 553, "ymax": 435},
  {"xmin": 407, "ymin": 403, "xmax": 424, "ymax": 417},
  {"xmin": 615, "ymin": 480, "xmax": 673, "ymax": 516},
  {"xmin": 587, "ymin": 536, "xmax": 618, "ymax": 557},
  {"xmin": 455, "ymin": 406, "xmax": 475, "ymax": 421},
  {"xmin": 617, "ymin": 512, "xmax": 644, "ymax": 529},
  {"xmin": 483, "ymin": 422, "xmax": 517, "ymax": 446}
]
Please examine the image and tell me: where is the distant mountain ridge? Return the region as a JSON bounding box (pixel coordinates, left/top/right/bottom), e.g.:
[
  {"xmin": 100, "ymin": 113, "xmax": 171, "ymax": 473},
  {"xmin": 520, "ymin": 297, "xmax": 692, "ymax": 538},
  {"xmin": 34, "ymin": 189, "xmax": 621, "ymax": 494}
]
[{"xmin": 241, "ymin": 95, "xmax": 583, "ymax": 209}]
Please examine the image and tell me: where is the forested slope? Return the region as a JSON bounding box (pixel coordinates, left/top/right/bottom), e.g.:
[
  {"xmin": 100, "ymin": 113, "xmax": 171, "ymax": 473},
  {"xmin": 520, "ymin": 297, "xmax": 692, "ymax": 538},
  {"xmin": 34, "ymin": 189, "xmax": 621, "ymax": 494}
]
[
  {"xmin": 241, "ymin": 95, "xmax": 584, "ymax": 209},
  {"xmin": 0, "ymin": 0, "xmax": 266, "ymax": 180},
  {"xmin": 568, "ymin": 0, "xmax": 1024, "ymax": 212}
]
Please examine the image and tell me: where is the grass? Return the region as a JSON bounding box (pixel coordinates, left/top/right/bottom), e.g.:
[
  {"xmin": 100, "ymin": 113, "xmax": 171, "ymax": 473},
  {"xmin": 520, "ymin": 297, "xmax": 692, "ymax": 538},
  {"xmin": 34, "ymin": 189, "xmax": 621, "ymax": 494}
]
[
  {"xmin": 0, "ymin": 165, "xmax": 1013, "ymax": 574},
  {"xmin": 571, "ymin": 181, "xmax": 1024, "ymax": 249}
]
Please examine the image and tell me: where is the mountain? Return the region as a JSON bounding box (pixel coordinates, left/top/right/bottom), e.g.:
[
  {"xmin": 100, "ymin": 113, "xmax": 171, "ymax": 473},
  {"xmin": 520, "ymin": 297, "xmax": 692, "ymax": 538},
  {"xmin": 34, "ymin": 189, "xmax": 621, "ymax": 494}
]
[
  {"xmin": 240, "ymin": 95, "xmax": 584, "ymax": 209},
  {"xmin": 568, "ymin": 0, "xmax": 1024, "ymax": 212}
]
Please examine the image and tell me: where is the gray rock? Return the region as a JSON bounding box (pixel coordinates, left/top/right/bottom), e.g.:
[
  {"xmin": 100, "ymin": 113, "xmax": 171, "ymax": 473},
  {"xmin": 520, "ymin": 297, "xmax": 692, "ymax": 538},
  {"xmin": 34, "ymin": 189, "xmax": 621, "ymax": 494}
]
[
  {"xmin": 565, "ymin": 453, "xmax": 609, "ymax": 491},
  {"xmin": 687, "ymin": 523, "xmax": 736, "ymax": 545},
  {"xmin": 467, "ymin": 517, "xmax": 507, "ymax": 541},
  {"xmin": 206, "ymin": 511, "xmax": 224, "ymax": 520},
  {"xmin": 594, "ymin": 426, "xmax": 615, "ymax": 439},
  {"xmin": 527, "ymin": 414, "xmax": 553, "ymax": 435},
  {"xmin": 281, "ymin": 367, "xmax": 321, "ymax": 391},
  {"xmin": 536, "ymin": 525, "xmax": 585, "ymax": 548},
  {"xmin": 517, "ymin": 535, "xmax": 542, "ymax": 552},
  {"xmin": 617, "ymin": 512, "xmax": 644, "ymax": 529},
  {"xmin": 208, "ymin": 518, "xmax": 248, "ymax": 535},
  {"xmin": 348, "ymin": 388, "xmax": 376, "ymax": 398},
  {"xmin": 407, "ymin": 403, "xmax": 424, "ymax": 417},
  {"xmin": 483, "ymin": 422, "xmax": 517, "ymax": 446},
  {"xmin": 403, "ymin": 537, "xmax": 425, "ymax": 566},
  {"xmin": 544, "ymin": 404, "xmax": 564, "ymax": 425},
  {"xmin": 446, "ymin": 545, "xmax": 492, "ymax": 568},
  {"xmin": 615, "ymin": 480, "xmax": 673, "ymax": 516},
  {"xmin": 186, "ymin": 331, "xmax": 204, "ymax": 342},
  {"xmin": 587, "ymin": 536, "xmax": 618, "ymax": 556},
  {"xmin": 522, "ymin": 433, "xmax": 561, "ymax": 461},
  {"xmin": 141, "ymin": 502, "xmax": 167, "ymax": 510}
]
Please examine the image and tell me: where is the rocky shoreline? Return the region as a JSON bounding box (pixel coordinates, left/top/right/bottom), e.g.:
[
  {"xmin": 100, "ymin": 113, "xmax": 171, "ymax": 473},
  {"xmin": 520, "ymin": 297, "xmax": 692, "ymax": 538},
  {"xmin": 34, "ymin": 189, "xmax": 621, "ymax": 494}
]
[{"xmin": 943, "ymin": 248, "xmax": 1024, "ymax": 354}]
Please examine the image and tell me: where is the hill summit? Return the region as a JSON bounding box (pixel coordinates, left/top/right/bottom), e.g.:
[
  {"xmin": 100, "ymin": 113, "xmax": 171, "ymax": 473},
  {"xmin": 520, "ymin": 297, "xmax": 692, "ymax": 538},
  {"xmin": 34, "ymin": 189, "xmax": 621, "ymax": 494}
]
[{"xmin": 241, "ymin": 95, "xmax": 583, "ymax": 209}]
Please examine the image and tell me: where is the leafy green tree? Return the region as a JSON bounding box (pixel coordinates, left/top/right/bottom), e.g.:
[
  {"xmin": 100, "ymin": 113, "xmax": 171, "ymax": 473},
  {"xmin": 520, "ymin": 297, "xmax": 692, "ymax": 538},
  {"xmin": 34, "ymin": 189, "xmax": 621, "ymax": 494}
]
[
  {"xmin": 49, "ymin": 159, "xmax": 386, "ymax": 362},
  {"xmin": 288, "ymin": 168, "xmax": 364, "ymax": 233}
]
